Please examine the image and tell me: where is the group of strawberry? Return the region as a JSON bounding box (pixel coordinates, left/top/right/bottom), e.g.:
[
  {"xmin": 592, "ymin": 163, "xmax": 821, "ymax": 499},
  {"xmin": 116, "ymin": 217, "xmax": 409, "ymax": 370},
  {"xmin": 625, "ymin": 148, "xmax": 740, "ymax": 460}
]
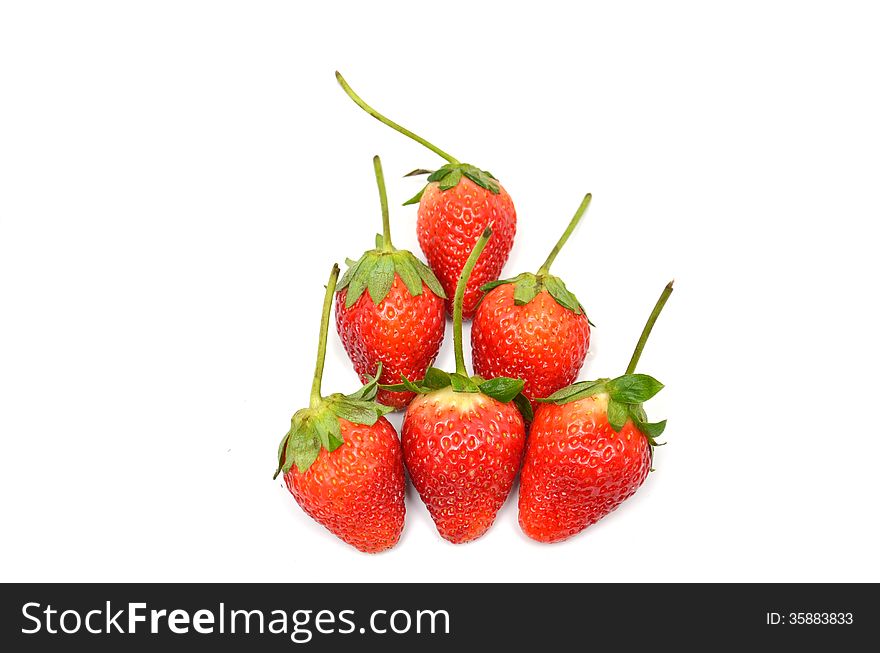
[{"xmin": 274, "ymin": 73, "xmax": 674, "ymax": 553}]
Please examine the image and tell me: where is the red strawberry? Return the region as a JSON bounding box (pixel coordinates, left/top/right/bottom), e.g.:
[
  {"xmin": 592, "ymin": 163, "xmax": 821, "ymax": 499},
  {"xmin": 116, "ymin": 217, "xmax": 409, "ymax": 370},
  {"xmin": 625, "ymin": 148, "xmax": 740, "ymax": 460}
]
[
  {"xmin": 284, "ymin": 416, "xmax": 405, "ymax": 554},
  {"xmin": 335, "ymin": 156, "xmax": 447, "ymax": 410},
  {"xmin": 472, "ymin": 194, "xmax": 593, "ymax": 408},
  {"xmin": 518, "ymin": 281, "xmax": 673, "ymax": 543},
  {"xmin": 274, "ymin": 264, "xmax": 405, "ymax": 553},
  {"xmin": 403, "ymin": 386, "xmax": 525, "ymax": 543},
  {"xmin": 387, "ymin": 226, "xmax": 530, "ymax": 543},
  {"xmin": 336, "ymin": 72, "xmax": 516, "ymax": 318},
  {"xmin": 416, "ymin": 178, "xmax": 516, "ymax": 318}
]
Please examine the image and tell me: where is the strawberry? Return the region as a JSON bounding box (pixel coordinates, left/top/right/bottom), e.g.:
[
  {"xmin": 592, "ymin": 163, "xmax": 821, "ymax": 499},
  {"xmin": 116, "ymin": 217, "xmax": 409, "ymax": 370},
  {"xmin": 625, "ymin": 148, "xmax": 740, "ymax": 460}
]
[
  {"xmin": 384, "ymin": 226, "xmax": 531, "ymax": 543},
  {"xmin": 336, "ymin": 72, "xmax": 516, "ymax": 318},
  {"xmin": 274, "ymin": 264, "xmax": 405, "ymax": 553},
  {"xmin": 518, "ymin": 281, "xmax": 673, "ymax": 543},
  {"xmin": 472, "ymin": 193, "xmax": 593, "ymax": 409},
  {"xmin": 414, "ymin": 178, "xmax": 516, "ymax": 319},
  {"xmin": 335, "ymin": 156, "xmax": 447, "ymax": 410}
]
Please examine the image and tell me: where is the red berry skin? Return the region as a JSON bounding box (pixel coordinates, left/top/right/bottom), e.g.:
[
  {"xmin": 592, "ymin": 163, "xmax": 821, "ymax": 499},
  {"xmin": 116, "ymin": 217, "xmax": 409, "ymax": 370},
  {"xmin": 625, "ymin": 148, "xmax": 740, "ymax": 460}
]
[
  {"xmin": 336, "ymin": 274, "xmax": 446, "ymax": 410},
  {"xmin": 518, "ymin": 394, "xmax": 651, "ymax": 543},
  {"xmin": 401, "ymin": 387, "xmax": 526, "ymax": 543},
  {"xmin": 472, "ymin": 285, "xmax": 591, "ymax": 409},
  {"xmin": 417, "ymin": 178, "xmax": 516, "ymax": 319},
  {"xmin": 284, "ymin": 417, "xmax": 405, "ymax": 553}
]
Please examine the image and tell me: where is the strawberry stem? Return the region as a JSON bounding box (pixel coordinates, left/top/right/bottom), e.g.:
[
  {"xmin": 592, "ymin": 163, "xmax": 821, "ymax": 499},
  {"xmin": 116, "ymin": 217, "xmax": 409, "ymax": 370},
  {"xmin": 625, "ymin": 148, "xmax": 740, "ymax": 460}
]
[
  {"xmin": 373, "ymin": 155, "xmax": 393, "ymax": 251},
  {"xmin": 453, "ymin": 226, "xmax": 493, "ymax": 376},
  {"xmin": 310, "ymin": 264, "xmax": 341, "ymax": 408},
  {"xmin": 336, "ymin": 72, "xmax": 461, "ymax": 165},
  {"xmin": 537, "ymin": 193, "xmax": 592, "ymax": 275},
  {"xmin": 626, "ymin": 280, "xmax": 674, "ymax": 374}
]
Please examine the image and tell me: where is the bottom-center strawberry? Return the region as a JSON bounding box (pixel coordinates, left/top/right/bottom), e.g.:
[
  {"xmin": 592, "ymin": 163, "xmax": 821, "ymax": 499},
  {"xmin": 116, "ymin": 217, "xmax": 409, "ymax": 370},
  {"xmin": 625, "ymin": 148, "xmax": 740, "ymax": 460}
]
[{"xmin": 386, "ymin": 226, "xmax": 531, "ymax": 544}]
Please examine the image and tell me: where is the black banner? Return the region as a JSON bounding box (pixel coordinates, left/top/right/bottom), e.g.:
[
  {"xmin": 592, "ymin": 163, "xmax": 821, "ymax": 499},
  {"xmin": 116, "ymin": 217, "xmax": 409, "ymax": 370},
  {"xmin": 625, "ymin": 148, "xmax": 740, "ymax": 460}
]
[{"xmin": 1, "ymin": 583, "xmax": 875, "ymax": 649}]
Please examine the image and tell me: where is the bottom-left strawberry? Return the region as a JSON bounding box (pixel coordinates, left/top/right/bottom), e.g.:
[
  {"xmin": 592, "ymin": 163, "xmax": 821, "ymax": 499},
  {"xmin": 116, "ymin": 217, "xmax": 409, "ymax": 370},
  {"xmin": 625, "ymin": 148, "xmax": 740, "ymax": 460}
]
[{"xmin": 274, "ymin": 264, "xmax": 405, "ymax": 553}]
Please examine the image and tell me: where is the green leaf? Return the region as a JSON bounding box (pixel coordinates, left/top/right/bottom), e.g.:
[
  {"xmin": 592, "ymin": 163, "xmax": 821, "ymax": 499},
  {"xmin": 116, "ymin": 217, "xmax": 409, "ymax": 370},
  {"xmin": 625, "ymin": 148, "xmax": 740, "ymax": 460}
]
[
  {"xmin": 404, "ymin": 169, "xmax": 433, "ymax": 177},
  {"xmin": 460, "ymin": 164, "xmax": 501, "ymax": 194},
  {"xmin": 513, "ymin": 393, "xmax": 534, "ymax": 422},
  {"xmin": 401, "ymin": 375, "xmax": 432, "ymax": 394},
  {"xmin": 628, "ymin": 403, "xmax": 667, "ymax": 445},
  {"xmin": 403, "ymin": 186, "xmax": 426, "ymax": 206},
  {"xmin": 412, "ymin": 257, "xmax": 447, "ymax": 299},
  {"xmin": 606, "ymin": 374, "xmax": 664, "ymax": 404},
  {"xmin": 336, "ymin": 256, "xmax": 362, "ymax": 291},
  {"xmin": 367, "ymin": 254, "xmax": 395, "ymax": 305},
  {"xmin": 287, "ymin": 425, "xmax": 321, "ymax": 474},
  {"xmin": 427, "ymin": 165, "xmax": 455, "ymax": 182},
  {"xmin": 628, "ymin": 403, "xmax": 648, "ymax": 424},
  {"xmin": 379, "ymin": 382, "xmax": 409, "ymax": 392},
  {"xmin": 423, "ymin": 367, "xmax": 451, "ymax": 390},
  {"xmin": 346, "ymin": 362, "xmax": 383, "ymax": 401},
  {"xmin": 637, "ymin": 419, "xmax": 667, "ymax": 439},
  {"xmin": 375, "ymin": 233, "xmax": 385, "ymax": 249},
  {"xmin": 376, "ymin": 403, "xmax": 395, "ymax": 417},
  {"xmin": 327, "ymin": 431, "xmax": 344, "ymax": 450},
  {"xmin": 607, "ymin": 398, "xmax": 628, "ymax": 432},
  {"xmin": 345, "ymin": 253, "xmax": 377, "ymax": 307},
  {"xmin": 480, "ymin": 277, "xmax": 515, "ymax": 292},
  {"xmin": 449, "ymin": 372, "xmax": 480, "ymax": 393},
  {"xmin": 274, "ymin": 430, "xmax": 292, "ymax": 479},
  {"xmin": 538, "ymin": 379, "xmax": 607, "ymax": 404},
  {"xmin": 313, "ymin": 410, "xmax": 343, "ymax": 452},
  {"xmin": 275, "ymin": 411, "xmax": 308, "ymax": 476},
  {"xmin": 543, "ymin": 275, "xmax": 582, "ymax": 314},
  {"xmin": 513, "ymin": 274, "xmax": 539, "ymax": 305},
  {"xmin": 479, "ymin": 377, "xmax": 525, "ymax": 403},
  {"xmin": 439, "ymin": 168, "xmax": 462, "ymax": 190},
  {"xmin": 346, "ymin": 387, "xmax": 365, "ymax": 401},
  {"xmin": 329, "ymin": 399, "xmax": 383, "ymax": 425},
  {"xmin": 393, "ymin": 252, "xmax": 424, "ymax": 296}
]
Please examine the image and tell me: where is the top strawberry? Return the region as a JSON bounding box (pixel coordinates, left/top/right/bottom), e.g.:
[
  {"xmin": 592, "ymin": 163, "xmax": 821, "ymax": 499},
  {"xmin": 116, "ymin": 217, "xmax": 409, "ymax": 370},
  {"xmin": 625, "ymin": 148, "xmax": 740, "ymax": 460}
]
[{"xmin": 336, "ymin": 72, "xmax": 517, "ymax": 318}]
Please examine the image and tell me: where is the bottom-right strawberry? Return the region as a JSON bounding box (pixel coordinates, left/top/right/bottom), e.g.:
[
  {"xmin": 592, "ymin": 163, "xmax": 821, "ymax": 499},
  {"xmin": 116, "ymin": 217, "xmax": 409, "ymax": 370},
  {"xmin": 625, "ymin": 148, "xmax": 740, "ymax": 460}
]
[{"xmin": 518, "ymin": 281, "xmax": 674, "ymax": 543}]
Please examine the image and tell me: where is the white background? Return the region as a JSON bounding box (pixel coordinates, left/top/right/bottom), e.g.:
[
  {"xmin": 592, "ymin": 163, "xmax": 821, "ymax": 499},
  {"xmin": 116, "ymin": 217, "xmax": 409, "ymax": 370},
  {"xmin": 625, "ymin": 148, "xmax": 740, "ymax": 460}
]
[{"xmin": 2, "ymin": 1, "xmax": 878, "ymax": 582}]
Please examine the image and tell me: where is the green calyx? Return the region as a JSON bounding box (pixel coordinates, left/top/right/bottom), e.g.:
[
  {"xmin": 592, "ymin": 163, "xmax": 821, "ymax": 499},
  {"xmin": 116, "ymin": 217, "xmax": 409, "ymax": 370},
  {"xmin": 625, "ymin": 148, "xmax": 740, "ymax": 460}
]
[
  {"xmin": 479, "ymin": 193, "xmax": 592, "ymax": 315},
  {"xmin": 379, "ymin": 225, "xmax": 532, "ymax": 423},
  {"xmin": 538, "ymin": 375, "xmax": 666, "ymax": 446},
  {"xmin": 402, "ymin": 164, "xmax": 500, "ymax": 206},
  {"xmin": 382, "ymin": 366, "xmax": 534, "ymax": 423},
  {"xmin": 336, "ymin": 248, "xmax": 445, "ymax": 308},
  {"xmin": 481, "ymin": 271, "xmax": 584, "ymax": 314},
  {"xmin": 274, "ymin": 368, "xmax": 393, "ymax": 478},
  {"xmin": 274, "ymin": 264, "xmax": 393, "ymax": 478},
  {"xmin": 336, "ymin": 155, "xmax": 446, "ymax": 308},
  {"xmin": 537, "ymin": 280, "xmax": 674, "ymax": 451}
]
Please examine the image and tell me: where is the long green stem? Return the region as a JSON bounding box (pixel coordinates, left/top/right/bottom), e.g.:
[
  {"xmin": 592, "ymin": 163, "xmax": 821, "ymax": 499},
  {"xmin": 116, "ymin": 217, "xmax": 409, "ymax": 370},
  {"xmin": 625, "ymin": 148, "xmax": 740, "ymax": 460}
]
[
  {"xmin": 626, "ymin": 280, "xmax": 674, "ymax": 374},
  {"xmin": 336, "ymin": 72, "xmax": 460, "ymax": 165},
  {"xmin": 310, "ymin": 264, "xmax": 341, "ymax": 407},
  {"xmin": 373, "ymin": 156, "xmax": 393, "ymax": 251},
  {"xmin": 453, "ymin": 226, "xmax": 492, "ymax": 375},
  {"xmin": 538, "ymin": 193, "xmax": 592, "ymax": 275}
]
